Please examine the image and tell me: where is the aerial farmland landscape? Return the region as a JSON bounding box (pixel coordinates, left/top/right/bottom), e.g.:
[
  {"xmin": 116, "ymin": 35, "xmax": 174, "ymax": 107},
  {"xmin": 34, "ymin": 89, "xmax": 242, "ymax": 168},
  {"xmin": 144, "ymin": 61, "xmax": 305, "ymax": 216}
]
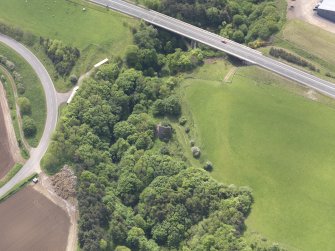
[{"xmin": 0, "ymin": 0, "xmax": 335, "ymax": 250}]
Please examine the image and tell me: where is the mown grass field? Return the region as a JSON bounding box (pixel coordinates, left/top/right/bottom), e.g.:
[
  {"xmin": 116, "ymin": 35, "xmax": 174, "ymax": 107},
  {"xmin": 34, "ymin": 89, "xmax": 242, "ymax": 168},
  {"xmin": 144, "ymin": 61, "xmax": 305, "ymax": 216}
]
[
  {"xmin": 182, "ymin": 61, "xmax": 335, "ymax": 251},
  {"xmin": 0, "ymin": 43, "xmax": 45, "ymax": 147},
  {"xmin": 0, "ymin": 0, "xmax": 136, "ymax": 91},
  {"xmin": 273, "ymin": 19, "xmax": 335, "ymax": 75}
]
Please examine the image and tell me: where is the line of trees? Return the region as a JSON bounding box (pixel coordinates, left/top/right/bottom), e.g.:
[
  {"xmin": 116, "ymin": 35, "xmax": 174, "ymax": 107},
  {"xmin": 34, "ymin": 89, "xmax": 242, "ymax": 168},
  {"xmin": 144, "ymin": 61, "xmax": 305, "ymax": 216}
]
[
  {"xmin": 270, "ymin": 47, "xmax": 319, "ymax": 72},
  {"xmin": 0, "ymin": 22, "xmax": 37, "ymax": 46}
]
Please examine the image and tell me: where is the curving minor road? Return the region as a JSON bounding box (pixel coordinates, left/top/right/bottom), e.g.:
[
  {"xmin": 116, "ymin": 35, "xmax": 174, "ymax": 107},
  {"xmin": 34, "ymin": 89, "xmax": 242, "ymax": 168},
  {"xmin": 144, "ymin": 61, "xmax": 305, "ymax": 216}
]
[
  {"xmin": 89, "ymin": 0, "xmax": 335, "ymax": 98},
  {"xmin": 0, "ymin": 34, "xmax": 58, "ymax": 197}
]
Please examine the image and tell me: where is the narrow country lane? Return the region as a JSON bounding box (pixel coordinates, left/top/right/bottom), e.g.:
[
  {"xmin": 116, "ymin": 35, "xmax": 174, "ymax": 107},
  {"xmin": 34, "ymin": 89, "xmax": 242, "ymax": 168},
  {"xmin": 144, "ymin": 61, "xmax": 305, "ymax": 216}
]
[{"xmin": 0, "ymin": 34, "xmax": 58, "ymax": 197}]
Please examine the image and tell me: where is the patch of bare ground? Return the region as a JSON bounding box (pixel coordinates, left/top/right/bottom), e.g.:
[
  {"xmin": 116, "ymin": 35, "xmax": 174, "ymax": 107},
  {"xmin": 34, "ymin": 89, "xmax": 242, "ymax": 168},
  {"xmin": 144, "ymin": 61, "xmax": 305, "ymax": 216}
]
[
  {"xmin": 0, "ymin": 82, "xmax": 22, "ymax": 179},
  {"xmin": 287, "ymin": 0, "xmax": 335, "ymax": 34},
  {"xmin": 0, "ymin": 185, "xmax": 70, "ymax": 251},
  {"xmin": 224, "ymin": 67, "xmax": 237, "ymax": 83},
  {"xmin": 305, "ymin": 89, "xmax": 318, "ymax": 101},
  {"xmin": 34, "ymin": 167, "xmax": 78, "ymax": 251}
]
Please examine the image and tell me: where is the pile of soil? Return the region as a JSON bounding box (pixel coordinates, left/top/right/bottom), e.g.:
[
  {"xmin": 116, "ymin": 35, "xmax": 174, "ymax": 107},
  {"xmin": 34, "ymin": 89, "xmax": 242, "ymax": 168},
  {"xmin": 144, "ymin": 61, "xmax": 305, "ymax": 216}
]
[{"xmin": 50, "ymin": 165, "xmax": 77, "ymax": 202}]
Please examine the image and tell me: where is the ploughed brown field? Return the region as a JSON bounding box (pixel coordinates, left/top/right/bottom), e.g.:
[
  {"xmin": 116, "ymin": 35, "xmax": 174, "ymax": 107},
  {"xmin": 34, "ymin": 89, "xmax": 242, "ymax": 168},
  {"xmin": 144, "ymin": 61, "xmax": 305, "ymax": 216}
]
[
  {"xmin": 0, "ymin": 186, "xmax": 70, "ymax": 251},
  {"xmin": 0, "ymin": 101, "xmax": 14, "ymax": 179}
]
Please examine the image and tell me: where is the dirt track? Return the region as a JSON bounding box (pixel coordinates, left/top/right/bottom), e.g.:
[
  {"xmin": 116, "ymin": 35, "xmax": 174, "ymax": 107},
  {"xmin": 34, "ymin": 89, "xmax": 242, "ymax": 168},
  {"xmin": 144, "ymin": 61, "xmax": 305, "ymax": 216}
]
[
  {"xmin": 0, "ymin": 186, "xmax": 70, "ymax": 251},
  {"xmin": 287, "ymin": 0, "xmax": 335, "ymax": 34}
]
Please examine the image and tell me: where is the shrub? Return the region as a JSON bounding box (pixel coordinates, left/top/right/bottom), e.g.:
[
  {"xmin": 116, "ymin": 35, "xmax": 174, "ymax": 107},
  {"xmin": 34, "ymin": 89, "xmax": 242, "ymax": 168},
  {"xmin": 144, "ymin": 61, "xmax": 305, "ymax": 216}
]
[
  {"xmin": 204, "ymin": 161, "xmax": 213, "ymax": 172},
  {"xmin": 5, "ymin": 60, "xmax": 15, "ymax": 71},
  {"xmin": 325, "ymin": 72, "xmax": 335, "ymax": 79},
  {"xmin": 40, "ymin": 38, "xmax": 80, "ymax": 76},
  {"xmin": 17, "ymin": 97, "xmax": 31, "ymax": 115},
  {"xmin": 179, "ymin": 116, "xmax": 187, "ymax": 126},
  {"xmin": 17, "ymin": 83, "xmax": 25, "ymax": 95},
  {"xmin": 190, "ymin": 140, "xmax": 195, "ymax": 147},
  {"xmin": 22, "ymin": 116, "xmax": 37, "ymax": 137},
  {"xmin": 191, "ymin": 146, "xmax": 201, "ymax": 158},
  {"xmin": 70, "ymin": 74, "xmax": 78, "ymax": 85}
]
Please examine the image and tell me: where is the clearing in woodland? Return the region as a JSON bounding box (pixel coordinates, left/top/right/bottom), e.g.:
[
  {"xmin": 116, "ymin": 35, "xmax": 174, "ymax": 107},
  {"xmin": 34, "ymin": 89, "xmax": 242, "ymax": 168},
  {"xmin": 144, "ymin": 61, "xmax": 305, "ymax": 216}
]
[{"xmin": 182, "ymin": 61, "xmax": 335, "ymax": 251}]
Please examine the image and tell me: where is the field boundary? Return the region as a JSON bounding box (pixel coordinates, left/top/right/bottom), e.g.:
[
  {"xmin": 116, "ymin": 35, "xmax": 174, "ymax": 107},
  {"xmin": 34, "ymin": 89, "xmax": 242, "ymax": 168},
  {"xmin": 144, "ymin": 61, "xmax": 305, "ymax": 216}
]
[
  {"xmin": 0, "ymin": 163, "xmax": 23, "ymax": 188},
  {"xmin": 0, "ymin": 172, "xmax": 37, "ymax": 203}
]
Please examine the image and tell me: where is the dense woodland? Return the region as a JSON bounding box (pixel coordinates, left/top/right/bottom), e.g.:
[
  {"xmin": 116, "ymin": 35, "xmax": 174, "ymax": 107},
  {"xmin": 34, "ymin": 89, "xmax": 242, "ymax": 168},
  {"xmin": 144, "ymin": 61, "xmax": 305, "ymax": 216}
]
[
  {"xmin": 43, "ymin": 23, "xmax": 287, "ymax": 251},
  {"xmin": 142, "ymin": 0, "xmax": 284, "ymax": 45}
]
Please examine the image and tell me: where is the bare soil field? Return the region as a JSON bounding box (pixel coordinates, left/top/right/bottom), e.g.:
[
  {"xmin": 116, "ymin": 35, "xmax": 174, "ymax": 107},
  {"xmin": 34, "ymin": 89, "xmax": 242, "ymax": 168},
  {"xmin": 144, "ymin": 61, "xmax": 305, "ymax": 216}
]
[
  {"xmin": 0, "ymin": 186, "xmax": 70, "ymax": 251},
  {"xmin": 287, "ymin": 0, "xmax": 335, "ymax": 34}
]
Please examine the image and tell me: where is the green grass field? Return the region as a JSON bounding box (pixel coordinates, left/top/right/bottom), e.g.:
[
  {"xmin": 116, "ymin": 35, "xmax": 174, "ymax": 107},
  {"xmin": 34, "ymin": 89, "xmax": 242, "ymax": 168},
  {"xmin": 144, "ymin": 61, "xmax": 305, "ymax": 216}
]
[
  {"xmin": 182, "ymin": 62, "xmax": 335, "ymax": 251},
  {"xmin": 0, "ymin": 0, "xmax": 136, "ymax": 91},
  {"xmin": 273, "ymin": 19, "xmax": 335, "ymax": 75},
  {"xmin": 0, "ymin": 43, "xmax": 45, "ymax": 147}
]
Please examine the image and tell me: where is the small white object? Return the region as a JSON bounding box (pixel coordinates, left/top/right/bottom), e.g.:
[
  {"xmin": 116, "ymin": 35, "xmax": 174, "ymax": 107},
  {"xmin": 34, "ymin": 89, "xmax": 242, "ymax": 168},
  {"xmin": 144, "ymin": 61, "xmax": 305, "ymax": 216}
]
[
  {"xmin": 32, "ymin": 177, "xmax": 38, "ymax": 184},
  {"xmin": 67, "ymin": 86, "xmax": 79, "ymax": 104},
  {"xmin": 94, "ymin": 58, "xmax": 109, "ymax": 68}
]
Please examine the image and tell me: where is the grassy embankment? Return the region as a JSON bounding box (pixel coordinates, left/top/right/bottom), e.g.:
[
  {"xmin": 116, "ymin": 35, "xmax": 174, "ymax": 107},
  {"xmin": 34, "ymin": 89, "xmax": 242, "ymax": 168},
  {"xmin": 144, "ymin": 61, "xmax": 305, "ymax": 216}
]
[
  {"xmin": 0, "ymin": 43, "xmax": 45, "ymax": 148},
  {"xmin": 0, "ymin": 0, "xmax": 136, "ymax": 91},
  {"xmin": 266, "ymin": 19, "xmax": 335, "ymax": 81},
  {"xmin": 181, "ymin": 61, "xmax": 335, "ymax": 251}
]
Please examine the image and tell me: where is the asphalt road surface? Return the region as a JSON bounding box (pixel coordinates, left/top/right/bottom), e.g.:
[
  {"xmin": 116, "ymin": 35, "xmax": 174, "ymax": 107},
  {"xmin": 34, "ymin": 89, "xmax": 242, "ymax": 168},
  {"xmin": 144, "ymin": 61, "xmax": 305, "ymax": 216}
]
[
  {"xmin": 89, "ymin": 0, "xmax": 335, "ymax": 98},
  {"xmin": 0, "ymin": 34, "xmax": 57, "ymax": 197}
]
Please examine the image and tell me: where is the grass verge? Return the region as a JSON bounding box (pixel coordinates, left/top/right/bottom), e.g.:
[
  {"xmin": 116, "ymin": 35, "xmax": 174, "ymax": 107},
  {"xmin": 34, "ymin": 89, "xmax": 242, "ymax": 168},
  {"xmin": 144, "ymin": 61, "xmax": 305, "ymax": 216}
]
[
  {"xmin": 181, "ymin": 60, "xmax": 335, "ymax": 251},
  {"xmin": 0, "ymin": 43, "xmax": 46, "ymax": 147},
  {"xmin": 271, "ymin": 19, "xmax": 335, "ymax": 80},
  {"xmin": 0, "ymin": 172, "xmax": 37, "ymax": 203},
  {"xmin": 0, "ymin": 164, "xmax": 23, "ymax": 188}
]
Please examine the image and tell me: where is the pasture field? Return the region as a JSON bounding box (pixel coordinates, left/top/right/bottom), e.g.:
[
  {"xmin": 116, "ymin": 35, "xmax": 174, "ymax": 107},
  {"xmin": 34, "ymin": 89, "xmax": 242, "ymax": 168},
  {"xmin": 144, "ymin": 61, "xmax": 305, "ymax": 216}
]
[
  {"xmin": 0, "ymin": 43, "xmax": 45, "ymax": 147},
  {"xmin": 0, "ymin": 186, "xmax": 70, "ymax": 251},
  {"xmin": 0, "ymin": 0, "xmax": 135, "ymax": 90},
  {"xmin": 182, "ymin": 61, "xmax": 335, "ymax": 251}
]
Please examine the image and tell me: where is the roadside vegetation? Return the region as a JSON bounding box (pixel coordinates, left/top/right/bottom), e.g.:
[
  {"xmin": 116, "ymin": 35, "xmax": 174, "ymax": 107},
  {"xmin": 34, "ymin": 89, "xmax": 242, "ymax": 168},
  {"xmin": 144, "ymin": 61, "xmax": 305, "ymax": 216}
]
[
  {"xmin": 182, "ymin": 62, "xmax": 335, "ymax": 251},
  {"xmin": 0, "ymin": 0, "xmax": 136, "ymax": 91},
  {"xmin": 272, "ymin": 19, "xmax": 335, "ymax": 81},
  {"xmin": 269, "ymin": 47, "xmax": 318, "ymax": 72},
  {"xmin": 136, "ymin": 0, "xmax": 286, "ymax": 46},
  {"xmin": 0, "ymin": 43, "xmax": 45, "ymax": 147}
]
